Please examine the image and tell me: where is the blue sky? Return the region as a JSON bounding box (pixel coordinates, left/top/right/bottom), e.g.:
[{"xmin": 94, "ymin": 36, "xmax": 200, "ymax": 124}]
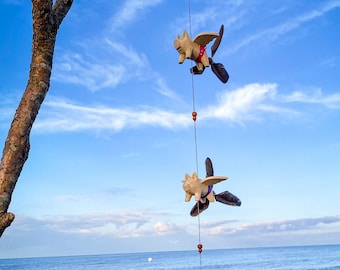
[{"xmin": 1, "ymin": 0, "xmax": 340, "ymax": 259}]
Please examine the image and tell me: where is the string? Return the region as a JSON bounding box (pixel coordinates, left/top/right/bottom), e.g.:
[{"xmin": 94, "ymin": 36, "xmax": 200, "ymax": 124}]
[
  {"xmin": 188, "ymin": 0, "xmax": 203, "ymax": 269},
  {"xmin": 188, "ymin": 0, "xmax": 192, "ymax": 37},
  {"xmin": 191, "ymin": 76, "xmax": 199, "ymax": 175}
]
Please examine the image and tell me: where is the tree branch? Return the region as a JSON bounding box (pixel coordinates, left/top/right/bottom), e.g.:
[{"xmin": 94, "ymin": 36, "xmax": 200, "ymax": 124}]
[
  {"xmin": 52, "ymin": 0, "xmax": 73, "ymax": 28},
  {"xmin": 0, "ymin": 0, "xmax": 73, "ymax": 237}
]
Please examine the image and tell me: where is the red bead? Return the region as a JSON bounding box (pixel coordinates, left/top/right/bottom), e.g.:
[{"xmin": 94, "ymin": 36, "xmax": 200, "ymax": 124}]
[
  {"xmin": 192, "ymin": 111, "xmax": 197, "ymax": 121},
  {"xmin": 197, "ymin": 243, "xmax": 203, "ymax": 253}
]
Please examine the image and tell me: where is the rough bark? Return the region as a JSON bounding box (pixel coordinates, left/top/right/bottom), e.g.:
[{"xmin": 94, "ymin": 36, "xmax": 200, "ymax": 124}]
[{"xmin": 0, "ymin": 0, "xmax": 73, "ymax": 237}]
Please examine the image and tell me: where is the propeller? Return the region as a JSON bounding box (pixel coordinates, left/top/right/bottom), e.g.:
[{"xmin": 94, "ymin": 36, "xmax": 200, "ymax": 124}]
[
  {"xmin": 189, "ymin": 158, "xmax": 213, "ymax": 216},
  {"xmin": 189, "ymin": 157, "xmax": 241, "ymax": 217},
  {"xmin": 191, "ymin": 25, "xmax": 229, "ymax": 84},
  {"xmin": 210, "ymin": 25, "xmax": 229, "ymax": 83}
]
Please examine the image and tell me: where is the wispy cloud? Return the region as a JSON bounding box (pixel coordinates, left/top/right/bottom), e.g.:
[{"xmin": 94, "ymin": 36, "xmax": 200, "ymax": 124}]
[
  {"xmin": 203, "ymin": 216, "xmax": 340, "ymax": 236},
  {"xmin": 52, "ymin": 0, "xmax": 165, "ymax": 93},
  {"xmin": 13, "ymin": 210, "xmax": 166, "ymax": 237},
  {"xmin": 53, "ymin": 52, "xmax": 126, "ymax": 91},
  {"xmin": 189, "ymin": 7, "xmax": 219, "ymax": 32},
  {"xmin": 171, "ymin": 1, "xmax": 244, "ymax": 36},
  {"xmin": 11, "ymin": 214, "xmax": 340, "ymax": 240},
  {"xmin": 32, "ymin": 83, "xmax": 340, "ymax": 133},
  {"xmin": 283, "ymin": 89, "xmax": 340, "ymax": 109},
  {"xmin": 110, "ymin": 0, "xmax": 163, "ymax": 32},
  {"xmin": 228, "ymin": 1, "xmax": 340, "ymax": 54},
  {"xmin": 33, "ymin": 98, "xmax": 190, "ymax": 133},
  {"xmin": 267, "ymin": 0, "xmax": 340, "ymax": 40},
  {"xmin": 3, "ymin": 84, "xmax": 339, "ymax": 134},
  {"xmin": 53, "ymin": 37, "xmax": 151, "ymax": 91},
  {"xmin": 104, "ymin": 38, "xmax": 147, "ymax": 69},
  {"xmin": 155, "ymin": 77, "xmax": 183, "ymax": 103},
  {"xmin": 5, "ymin": 214, "xmax": 339, "ymax": 258}
]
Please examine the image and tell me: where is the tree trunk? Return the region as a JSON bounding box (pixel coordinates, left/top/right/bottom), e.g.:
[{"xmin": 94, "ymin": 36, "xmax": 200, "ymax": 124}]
[{"xmin": 0, "ymin": 0, "xmax": 73, "ymax": 237}]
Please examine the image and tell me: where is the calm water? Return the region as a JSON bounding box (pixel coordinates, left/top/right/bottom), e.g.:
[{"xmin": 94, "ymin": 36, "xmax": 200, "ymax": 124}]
[{"xmin": 1, "ymin": 245, "xmax": 339, "ymax": 270}]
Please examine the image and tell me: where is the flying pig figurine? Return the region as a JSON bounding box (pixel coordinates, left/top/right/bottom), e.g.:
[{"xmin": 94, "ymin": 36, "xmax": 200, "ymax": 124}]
[
  {"xmin": 174, "ymin": 25, "xmax": 229, "ymax": 83},
  {"xmin": 182, "ymin": 157, "xmax": 241, "ymax": 216}
]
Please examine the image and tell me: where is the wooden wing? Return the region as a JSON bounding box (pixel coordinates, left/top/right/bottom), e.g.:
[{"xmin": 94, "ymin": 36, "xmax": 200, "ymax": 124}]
[
  {"xmin": 201, "ymin": 176, "xmax": 228, "ymax": 186},
  {"xmin": 193, "ymin": 32, "xmax": 219, "ymax": 47}
]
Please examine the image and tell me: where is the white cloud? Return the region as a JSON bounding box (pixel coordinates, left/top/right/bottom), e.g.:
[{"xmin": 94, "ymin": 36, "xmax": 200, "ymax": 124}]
[
  {"xmin": 154, "ymin": 221, "xmax": 180, "ymax": 235},
  {"xmin": 11, "ymin": 214, "xmax": 340, "ymax": 241},
  {"xmin": 31, "ymin": 83, "xmax": 340, "ymax": 134},
  {"xmin": 202, "ymin": 83, "xmax": 278, "ymax": 124}
]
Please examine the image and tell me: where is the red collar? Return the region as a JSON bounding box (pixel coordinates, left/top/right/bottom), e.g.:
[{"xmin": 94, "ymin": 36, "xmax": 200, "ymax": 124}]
[{"xmin": 195, "ymin": 45, "xmax": 205, "ymax": 63}]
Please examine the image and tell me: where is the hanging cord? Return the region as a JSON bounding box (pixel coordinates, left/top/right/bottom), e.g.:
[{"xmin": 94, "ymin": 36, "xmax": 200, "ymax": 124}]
[
  {"xmin": 188, "ymin": 0, "xmax": 203, "ymax": 268},
  {"xmin": 191, "ymin": 60, "xmax": 203, "ymax": 262},
  {"xmin": 191, "ymin": 80, "xmax": 199, "ymax": 175},
  {"xmin": 188, "ymin": 0, "xmax": 198, "ymax": 184},
  {"xmin": 188, "ymin": 0, "xmax": 192, "ymax": 37}
]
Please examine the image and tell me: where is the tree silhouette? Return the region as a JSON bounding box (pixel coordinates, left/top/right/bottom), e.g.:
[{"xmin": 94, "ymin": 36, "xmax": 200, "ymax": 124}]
[{"xmin": 0, "ymin": 0, "xmax": 73, "ymax": 237}]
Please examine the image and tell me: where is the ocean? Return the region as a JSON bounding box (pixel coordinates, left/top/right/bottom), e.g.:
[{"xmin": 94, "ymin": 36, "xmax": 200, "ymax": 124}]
[{"xmin": 1, "ymin": 244, "xmax": 339, "ymax": 269}]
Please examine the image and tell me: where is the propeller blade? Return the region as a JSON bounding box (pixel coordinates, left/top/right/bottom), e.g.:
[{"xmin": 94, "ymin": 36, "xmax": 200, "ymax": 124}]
[
  {"xmin": 190, "ymin": 66, "xmax": 204, "ymax": 75},
  {"xmin": 211, "ymin": 63, "xmax": 229, "ymax": 83},
  {"xmin": 205, "ymin": 157, "xmax": 214, "ymax": 177},
  {"xmin": 215, "ymin": 191, "xmax": 241, "ymax": 206},
  {"xmin": 190, "ymin": 200, "xmax": 210, "ymax": 217},
  {"xmin": 211, "ymin": 24, "xmax": 224, "ymax": 58}
]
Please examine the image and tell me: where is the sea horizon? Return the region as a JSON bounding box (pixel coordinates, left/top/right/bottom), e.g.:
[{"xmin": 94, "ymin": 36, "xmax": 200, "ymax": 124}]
[
  {"xmin": 1, "ymin": 243, "xmax": 339, "ymax": 260},
  {"xmin": 1, "ymin": 244, "xmax": 339, "ymax": 270}
]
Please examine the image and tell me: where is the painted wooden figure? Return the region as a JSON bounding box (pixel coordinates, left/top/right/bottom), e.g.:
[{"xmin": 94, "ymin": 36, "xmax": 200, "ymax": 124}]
[
  {"xmin": 182, "ymin": 158, "xmax": 241, "ymax": 216},
  {"xmin": 174, "ymin": 25, "xmax": 229, "ymax": 83}
]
